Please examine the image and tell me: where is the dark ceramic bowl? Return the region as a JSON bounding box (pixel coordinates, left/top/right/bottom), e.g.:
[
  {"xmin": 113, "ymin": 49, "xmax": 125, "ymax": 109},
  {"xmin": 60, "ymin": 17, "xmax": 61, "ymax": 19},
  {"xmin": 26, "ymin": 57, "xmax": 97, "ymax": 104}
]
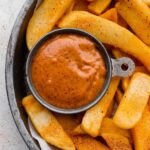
[{"xmin": 5, "ymin": 0, "xmax": 135, "ymax": 149}]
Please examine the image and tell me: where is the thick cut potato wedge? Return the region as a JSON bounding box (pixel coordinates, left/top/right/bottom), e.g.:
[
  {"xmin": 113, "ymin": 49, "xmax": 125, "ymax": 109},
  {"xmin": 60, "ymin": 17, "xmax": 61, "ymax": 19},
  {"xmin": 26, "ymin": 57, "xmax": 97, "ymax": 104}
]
[
  {"xmin": 113, "ymin": 73, "xmax": 150, "ymax": 129},
  {"xmin": 122, "ymin": 77, "xmax": 130, "ymax": 92},
  {"xmin": 54, "ymin": 113, "xmax": 82, "ymax": 135},
  {"xmin": 132, "ymin": 106, "xmax": 150, "ymax": 150},
  {"xmin": 73, "ymin": 125, "xmax": 86, "ymax": 135},
  {"xmin": 116, "ymin": 0, "xmax": 150, "ymax": 45},
  {"xmin": 144, "ymin": 0, "xmax": 150, "ymax": 6},
  {"xmin": 26, "ymin": 0, "xmax": 74, "ymax": 50},
  {"xmin": 73, "ymin": 0, "xmax": 88, "ymax": 11},
  {"xmin": 121, "ymin": 66, "xmax": 149, "ymax": 92},
  {"xmin": 101, "ymin": 8, "xmax": 118, "ymax": 23},
  {"xmin": 72, "ymin": 135, "xmax": 110, "ymax": 150},
  {"xmin": 58, "ymin": 11, "xmax": 150, "ymax": 71},
  {"xmin": 81, "ymin": 77, "xmax": 120, "ymax": 137},
  {"xmin": 88, "ymin": 0, "xmax": 112, "ymax": 15},
  {"xmin": 115, "ymin": 89, "xmax": 123, "ymax": 104},
  {"xmin": 100, "ymin": 118, "xmax": 131, "ymax": 142},
  {"xmin": 22, "ymin": 95, "xmax": 75, "ymax": 150},
  {"xmin": 112, "ymin": 49, "xmax": 128, "ymax": 59},
  {"xmin": 101, "ymin": 133, "xmax": 132, "ymax": 150}
]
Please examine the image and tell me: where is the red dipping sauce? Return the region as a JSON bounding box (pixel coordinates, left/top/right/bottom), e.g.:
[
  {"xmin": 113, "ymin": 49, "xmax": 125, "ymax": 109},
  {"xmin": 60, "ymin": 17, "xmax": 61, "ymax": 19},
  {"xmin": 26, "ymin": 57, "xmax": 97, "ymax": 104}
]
[{"xmin": 32, "ymin": 34, "xmax": 106, "ymax": 109}]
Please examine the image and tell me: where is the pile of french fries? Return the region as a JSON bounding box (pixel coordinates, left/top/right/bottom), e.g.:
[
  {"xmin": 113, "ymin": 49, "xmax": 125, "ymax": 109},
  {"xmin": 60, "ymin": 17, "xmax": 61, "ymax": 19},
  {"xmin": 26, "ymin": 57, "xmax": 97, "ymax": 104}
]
[{"xmin": 24, "ymin": 0, "xmax": 150, "ymax": 149}]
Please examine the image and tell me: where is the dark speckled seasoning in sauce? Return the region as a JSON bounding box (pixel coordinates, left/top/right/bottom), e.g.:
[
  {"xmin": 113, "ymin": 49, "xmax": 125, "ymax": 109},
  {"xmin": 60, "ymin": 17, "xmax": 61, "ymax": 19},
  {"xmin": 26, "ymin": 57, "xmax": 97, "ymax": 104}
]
[{"xmin": 32, "ymin": 34, "xmax": 106, "ymax": 109}]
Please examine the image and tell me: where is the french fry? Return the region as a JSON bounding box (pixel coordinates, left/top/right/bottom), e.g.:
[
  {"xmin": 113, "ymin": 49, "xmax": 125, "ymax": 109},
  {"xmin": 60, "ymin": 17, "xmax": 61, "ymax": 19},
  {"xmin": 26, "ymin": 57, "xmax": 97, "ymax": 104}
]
[
  {"xmin": 88, "ymin": 0, "xmax": 111, "ymax": 15},
  {"xmin": 115, "ymin": 89, "xmax": 123, "ymax": 104},
  {"xmin": 88, "ymin": 0, "xmax": 112, "ymax": 15},
  {"xmin": 100, "ymin": 118, "xmax": 131, "ymax": 142},
  {"xmin": 116, "ymin": 0, "xmax": 150, "ymax": 45},
  {"xmin": 112, "ymin": 49, "xmax": 128, "ymax": 59},
  {"xmin": 144, "ymin": 0, "xmax": 150, "ymax": 6},
  {"xmin": 26, "ymin": 0, "xmax": 74, "ymax": 50},
  {"xmin": 58, "ymin": 11, "xmax": 150, "ymax": 71},
  {"xmin": 106, "ymin": 98, "xmax": 115, "ymax": 117},
  {"xmin": 121, "ymin": 66, "xmax": 149, "ymax": 92},
  {"xmin": 73, "ymin": 125, "xmax": 86, "ymax": 135},
  {"xmin": 118, "ymin": 15, "xmax": 128, "ymax": 28},
  {"xmin": 113, "ymin": 73, "xmax": 150, "ymax": 129},
  {"xmin": 101, "ymin": 8, "xmax": 118, "ymax": 23},
  {"xmin": 54, "ymin": 113, "xmax": 82, "ymax": 135},
  {"xmin": 101, "ymin": 133, "xmax": 132, "ymax": 150},
  {"xmin": 122, "ymin": 77, "xmax": 130, "ymax": 92},
  {"xmin": 73, "ymin": 0, "xmax": 88, "ymax": 11},
  {"xmin": 132, "ymin": 106, "xmax": 150, "ymax": 150},
  {"xmin": 22, "ymin": 95, "xmax": 75, "ymax": 150},
  {"xmin": 81, "ymin": 77, "xmax": 120, "ymax": 137},
  {"xmin": 72, "ymin": 135, "xmax": 110, "ymax": 150}
]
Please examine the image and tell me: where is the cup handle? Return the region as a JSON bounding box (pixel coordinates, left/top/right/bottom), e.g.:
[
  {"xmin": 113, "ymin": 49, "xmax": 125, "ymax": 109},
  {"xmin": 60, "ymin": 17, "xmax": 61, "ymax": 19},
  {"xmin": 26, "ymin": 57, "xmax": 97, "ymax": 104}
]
[{"xmin": 111, "ymin": 57, "xmax": 135, "ymax": 77}]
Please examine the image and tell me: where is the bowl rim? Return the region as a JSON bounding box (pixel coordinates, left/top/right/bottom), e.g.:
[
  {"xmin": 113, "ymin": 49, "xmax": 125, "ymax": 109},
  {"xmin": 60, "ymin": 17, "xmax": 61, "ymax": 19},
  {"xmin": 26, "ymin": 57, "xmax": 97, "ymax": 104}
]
[{"xmin": 5, "ymin": 0, "xmax": 40, "ymax": 149}]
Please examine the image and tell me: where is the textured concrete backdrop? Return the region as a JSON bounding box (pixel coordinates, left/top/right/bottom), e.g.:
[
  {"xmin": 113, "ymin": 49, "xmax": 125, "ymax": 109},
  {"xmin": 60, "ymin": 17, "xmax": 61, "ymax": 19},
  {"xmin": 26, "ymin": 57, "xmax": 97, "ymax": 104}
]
[{"xmin": 0, "ymin": 0, "xmax": 28, "ymax": 149}]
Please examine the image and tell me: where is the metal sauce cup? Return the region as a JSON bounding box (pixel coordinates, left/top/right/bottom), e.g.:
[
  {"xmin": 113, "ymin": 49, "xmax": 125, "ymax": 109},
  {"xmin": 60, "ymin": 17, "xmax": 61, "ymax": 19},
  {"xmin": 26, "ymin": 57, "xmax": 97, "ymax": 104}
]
[{"xmin": 26, "ymin": 28, "xmax": 135, "ymax": 114}]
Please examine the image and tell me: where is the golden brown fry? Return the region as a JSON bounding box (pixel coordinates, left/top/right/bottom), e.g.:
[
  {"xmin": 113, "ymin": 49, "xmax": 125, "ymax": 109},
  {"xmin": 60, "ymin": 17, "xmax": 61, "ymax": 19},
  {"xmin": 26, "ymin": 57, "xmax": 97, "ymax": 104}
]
[
  {"xmin": 101, "ymin": 8, "xmax": 118, "ymax": 23},
  {"xmin": 22, "ymin": 95, "xmax": 75, "ymax": 150},
  {"xmin": 135, "ymin": 66, "xmax": 149, "ymax": 74},
  {"xmin": 112, "ymin": 49, "xmax": 128, "ymax": 59},
  {"xmin": 144, "ymin": 0, "xmax": 150, "ymax": 6},
  {"xmin": 118, "ymin": 15, "xmax": 128, "ymax": 28},
  {"xmin": 73, "ymin": 0, "xmax": 88, "ymax": 11},
  {"xmin": 72, "ymin": 135, "xmax": 110, "ymax": 150},
  {"xmin": 132, "ymin": 106, "xmax": 150, "ymax": 150},
  {"xmin": 115, "ymin": 89, "xmax": 123, "ymax": 104},
  {"xmin": 100, "ymin": 118, "xmax": 131, "ymax": 142},
  {"xmin": 73, "ymin": 125, "xmax": 86, "ymax": 135},
  {"xmin": 116, "ymin": 0, "xmax": 150, "ymax": 45},
  {"xmin": 101, "ymin": 133, "xmax": 132, "ymax": 150},
  {"xmin": 81, "ymin": 77, "xmax": 120, "ymax": 137},
  {"xmin": 122, "ymin": 77, "xmax": 130, "ymax": 92},
  {"xmin": 113, "ymin": 73, "xmax": 150, "ymax": 129},
  {"xmin": 26, "ymin": 0, "xmax": 74, "ymax": 50},
  {"xmin": 54, "ymin": 113, "xmax": 82, "ymax": 135},
  {"xmin": 106, "ymin": 98, "xmax": 115, "ymax": 117},
  {"xmin": 121, "ymin": 66, "xmax": 149, "ymax": 92},
  {"xmin": 88, "ymin": 0, "xmax": 112, "ymax": 15},
  {"xmin": 58, "ymin": 11, "xmax": 150, "ymax": 71}
]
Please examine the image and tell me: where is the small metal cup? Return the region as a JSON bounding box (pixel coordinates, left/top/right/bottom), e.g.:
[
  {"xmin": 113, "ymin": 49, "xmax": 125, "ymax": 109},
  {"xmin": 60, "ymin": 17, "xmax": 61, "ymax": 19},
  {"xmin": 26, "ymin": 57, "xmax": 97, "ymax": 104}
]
[{"xmin": 26, "ymin": 28, "xmax": 135, "ymax": 114}]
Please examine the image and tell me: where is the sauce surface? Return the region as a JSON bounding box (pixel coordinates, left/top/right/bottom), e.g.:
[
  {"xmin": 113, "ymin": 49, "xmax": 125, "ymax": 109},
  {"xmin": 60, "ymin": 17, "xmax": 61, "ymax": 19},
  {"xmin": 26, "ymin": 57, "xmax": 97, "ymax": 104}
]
[{"xmin": 32, "ymin": 34, "xmax": 106, "ymax": 109}]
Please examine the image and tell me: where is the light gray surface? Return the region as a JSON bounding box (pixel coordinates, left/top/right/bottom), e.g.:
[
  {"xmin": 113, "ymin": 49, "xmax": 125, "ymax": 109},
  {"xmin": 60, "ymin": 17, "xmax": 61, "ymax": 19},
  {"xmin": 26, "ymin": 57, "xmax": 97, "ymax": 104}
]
[{"xmin": 0, "ymin": 0, "xmax": 28, "ymax": 149}]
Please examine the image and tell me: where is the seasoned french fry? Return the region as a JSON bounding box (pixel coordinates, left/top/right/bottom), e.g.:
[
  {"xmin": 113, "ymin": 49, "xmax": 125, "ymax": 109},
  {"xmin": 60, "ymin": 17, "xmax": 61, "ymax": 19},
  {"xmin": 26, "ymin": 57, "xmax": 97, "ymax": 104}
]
[
  {"xmin": 122, "ymin": 77, "xmax": 130, "ymax": 92},
  {"xmin": 22, "ymin": 95, "xmax": 75, "ymax": 150},
  {"xmin": 73, "ymin": 125, "xmax": 86, "ymax": 135},
  {"xmin": 58, "ymin": 11, "xmax": 150, "ymax": 71},
  {"xmin": 144, "ymin": 0, "xmax": 150, "ymax": 6},
  {"xmin": 112, "ymin": 49, "xmax": 128, "ymax": 59},
  {"xmin": 26, "ymin": 0, "xmax": 74, "ymax": 50},
  {"xmin": 132, "ymin": 106, "xmax": 150, "ymax": 150},
  {"xmin": 73, "ymin": 0, "xmax": 88, "ymax": 11},
  {"xmin": 118, "ymin": 15, "xmax": 128, "ymax": 28},
  {"xmin": 88, "ymin": 0, "xmax": 112, "ymax": 15},
  {"xmin": 54, "ymin": 113, "xmax": 82, "ymax": 135},
  {"xmin": 101, "ymin": 8, "xmax": 118, "ymax": 23},
  {"xmin": 116, "ymin": 0, "xmax": 150, "ymax": 45},
  {"xmin": 100, "ymin": 118, "xmax": 131, "ymax": 142},
  {"xmin": 106, "ymin": 99, "xmax": 115, "ymax": 117},
  {"xmin": 113, "ymin": 73, "xmax": 150, "ymax": 129},
  {"xmin": 81, "ymin": 77, "xmax": 120, "ymax": 137},
  {"xmin": 101, "ymin": 133, "xmax": 132, "ymax": 150},
  {"xmin": 72, "ymin": 135, "xmax": 110, "ymax": 150},
  {"xmin": 115, "ymin": 89, "xmax": 123, "ymax": 104}
]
